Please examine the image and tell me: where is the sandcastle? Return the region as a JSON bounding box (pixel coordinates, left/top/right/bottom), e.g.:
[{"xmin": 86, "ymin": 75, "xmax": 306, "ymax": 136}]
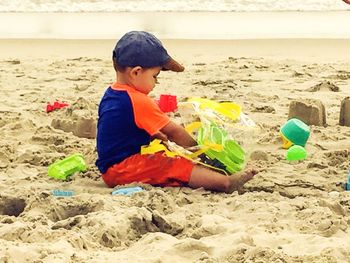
[
  {"xmin": 288, "ymin": 99, "xmax": 326, "ymax": 126},
  {"xmin": 51, "ymin": 117, "xmax": 96, "ymax": 139},
  {"xmin": 50, "ymin": 97, "xmax": 97, "ymax": 139},
  {"xmin": 339, "ymin": 97, "xmax": 350, "ymax": 127}
]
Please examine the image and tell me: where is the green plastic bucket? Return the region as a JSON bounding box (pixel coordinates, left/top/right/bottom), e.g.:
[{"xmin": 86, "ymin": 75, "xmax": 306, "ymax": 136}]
[{"xmin": 280, "ymin": 118, "xmax": 310, "ymax": 147}]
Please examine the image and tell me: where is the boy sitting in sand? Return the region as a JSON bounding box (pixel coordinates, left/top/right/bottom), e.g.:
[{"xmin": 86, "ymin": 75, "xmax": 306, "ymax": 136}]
[{"xmin": 95, "ymin": 31, "xmax": 258, "ymax": 193}]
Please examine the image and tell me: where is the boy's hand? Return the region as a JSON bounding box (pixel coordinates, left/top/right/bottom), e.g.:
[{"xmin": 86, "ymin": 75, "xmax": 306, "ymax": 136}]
[
  {"xmin": 160, "ymin": 121, "xmax": 197, "ymax": 148},
  {"xmin": 151, "ymin": 131, "xmax": 168, "ymax": 141}
]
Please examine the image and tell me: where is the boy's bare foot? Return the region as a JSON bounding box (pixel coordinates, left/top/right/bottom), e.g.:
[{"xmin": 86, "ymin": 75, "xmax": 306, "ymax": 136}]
[{"xmin": 226, "ymin": 167, "xmax": 258, "ymax": 193}]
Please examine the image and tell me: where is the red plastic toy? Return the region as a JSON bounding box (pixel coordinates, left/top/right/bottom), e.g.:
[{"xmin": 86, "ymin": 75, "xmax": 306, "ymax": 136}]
[
  {"xmin": 46, "ymin": 101, "xmax": 69, "ymax": 113},
  {"xmin": 158, "ymin": 94, "xmax": 177, "ymax": 113}
]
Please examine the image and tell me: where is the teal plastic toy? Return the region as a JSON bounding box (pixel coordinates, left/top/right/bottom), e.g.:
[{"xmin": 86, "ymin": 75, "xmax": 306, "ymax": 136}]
[
  {"xmin": 197, "ymin": 122, "xmax": 245, "ymax": 173},
  {"xmin": 280, "ymin": 118, "xmax": 310, "ymax": 148},
  {"xmin": 112, "ymin": 186, "xmax": 144, "ymax": 196},
  {"xmin": 345, "ymin": 170, "xmax": 350, "ymax": 191},
  {"xmin": 286, "ymin": 145, "xmax": 307, "ymax": 161},
  {"xmin": 52, "ymin": 189, "xmax": 74, "ymax": 196},
  {"xmin": 48, "ymin": 153, "xmax": 87, "ymax": 180}
]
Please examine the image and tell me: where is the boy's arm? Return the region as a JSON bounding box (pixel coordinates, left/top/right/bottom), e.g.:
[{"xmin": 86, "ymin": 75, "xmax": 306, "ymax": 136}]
[
  {"xmin": 160, "ymin": 120, "xmax": 197, "ymax": 148},
  {"xmin": 151, "ymin": 131, "xmax": 168, "ymax": 141}
]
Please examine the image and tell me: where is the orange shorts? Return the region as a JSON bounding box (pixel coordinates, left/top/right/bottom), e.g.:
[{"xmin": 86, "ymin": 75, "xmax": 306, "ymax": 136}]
[{"xmin": 102, "ymin": 152, "xmax": 194, "ymax": 188}]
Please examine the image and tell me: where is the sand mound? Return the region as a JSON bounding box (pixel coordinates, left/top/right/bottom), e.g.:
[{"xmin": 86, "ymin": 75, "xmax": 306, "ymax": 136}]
[
  {"xmin": 307, "ymin": 81, "xmax": 340, "ymax": 92},
  {"xmin": 51, "ymin": 97, "xmax": 97, "ymax": 139}
]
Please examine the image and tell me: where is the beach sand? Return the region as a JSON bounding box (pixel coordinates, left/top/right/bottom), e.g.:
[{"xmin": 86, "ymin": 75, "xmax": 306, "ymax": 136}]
[{"xmin": 0, "ymin": 38, "xmax": 350, "ymax": 262}]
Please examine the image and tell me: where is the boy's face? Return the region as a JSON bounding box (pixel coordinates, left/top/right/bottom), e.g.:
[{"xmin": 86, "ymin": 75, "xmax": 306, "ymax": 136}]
[{"xmin": 132, "ymin": 66, "xmax": 161, "ymax": 94}]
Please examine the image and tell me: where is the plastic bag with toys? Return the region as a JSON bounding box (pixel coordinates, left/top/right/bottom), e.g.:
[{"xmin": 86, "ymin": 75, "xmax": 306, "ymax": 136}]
[
  {"xmin": 176, "ymin": 98, "xmax": 259, "ymax": 175},
  {"xmin": 141, "ymin": 97, "xmax": 259, "ymax": 175}
]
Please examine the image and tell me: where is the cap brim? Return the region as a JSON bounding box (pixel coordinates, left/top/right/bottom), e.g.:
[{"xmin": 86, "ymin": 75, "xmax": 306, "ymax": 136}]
[{"xmin": 162, "ymin": 58, "xmax": 185, "ymax": 72}]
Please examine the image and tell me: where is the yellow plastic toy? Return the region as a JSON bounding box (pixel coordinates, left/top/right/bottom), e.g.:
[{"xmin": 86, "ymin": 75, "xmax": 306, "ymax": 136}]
[
  {"xmin": 187, "ymin": 98, "xmax": 241, "ymax": 122},
  {"xmin": 280, "ymin": 132, "xmax": 294, "ymax": 149}
]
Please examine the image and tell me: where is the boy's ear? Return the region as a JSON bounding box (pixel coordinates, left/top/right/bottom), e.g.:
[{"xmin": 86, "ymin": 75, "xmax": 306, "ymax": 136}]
[{"xmin": 130, "ymin": 66, "xmax": 142, "ymax": 78}]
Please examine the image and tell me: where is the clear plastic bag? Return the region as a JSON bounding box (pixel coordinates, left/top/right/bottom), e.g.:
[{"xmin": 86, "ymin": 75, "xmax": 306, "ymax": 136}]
[{"xmin": 177, "ymin": 98, "xmax": 259, "ymax": 174}]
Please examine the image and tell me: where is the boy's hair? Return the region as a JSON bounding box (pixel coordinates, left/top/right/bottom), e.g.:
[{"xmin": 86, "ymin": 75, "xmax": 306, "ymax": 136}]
[
  {"xmin": 112, "ymin": 31, "xmax": 184, "ymax": 72},
  {"xmin": 112, "ymin": 59, "xmax": 126, "ymax": 73}
]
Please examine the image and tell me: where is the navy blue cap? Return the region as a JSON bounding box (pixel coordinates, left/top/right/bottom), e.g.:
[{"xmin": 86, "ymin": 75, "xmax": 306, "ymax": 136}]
[{"xmin": 113, "ymin": 31, "xmax": 184, "ymax": 72}]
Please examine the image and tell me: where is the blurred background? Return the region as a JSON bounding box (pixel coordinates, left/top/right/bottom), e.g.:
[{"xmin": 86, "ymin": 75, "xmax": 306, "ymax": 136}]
[{"xmin": 0, "ymin": 0, "xmax": 349, "ymax": 39}]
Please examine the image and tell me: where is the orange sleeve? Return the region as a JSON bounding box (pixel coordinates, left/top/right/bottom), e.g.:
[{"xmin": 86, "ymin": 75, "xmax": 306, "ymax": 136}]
[{"xmin": 128, "ymin": 90, "xmax": 170, "ymax": 136}]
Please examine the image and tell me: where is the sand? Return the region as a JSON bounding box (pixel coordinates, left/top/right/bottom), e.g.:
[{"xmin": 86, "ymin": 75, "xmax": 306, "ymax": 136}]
[{"xmin": 0, "ymin": 38, "xmax": 350, "ymax": 262}]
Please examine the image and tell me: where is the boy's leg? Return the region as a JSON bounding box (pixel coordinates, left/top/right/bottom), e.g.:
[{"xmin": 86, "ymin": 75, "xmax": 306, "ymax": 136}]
[
  {"xmin": 102, "ymin": 152, "xmax": 194, "ymax": 187},
  {"xmin": 188, "ymin": 165, "xmax": 257, "ymax": 193}
]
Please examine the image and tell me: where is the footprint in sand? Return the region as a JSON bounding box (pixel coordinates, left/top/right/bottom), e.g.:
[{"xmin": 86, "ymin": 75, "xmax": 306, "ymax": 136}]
[
  {"xmin": 151, "ymin": 210, "xmax": 184, "ymax": 235},
  {"xmin": 4, "ymin": 59, "xmax": 21, "ymax": 65},
  {"xmin": 51, "ymin": 215, "xmax": 86, "ymax": 230},
  {"xmin": 292, "ymin": 71, "xmax": 312, "ymax": 78},
  {"xmin": 251, "ymin": 105, "xmax": 275, "ymax": 113},
  {"xmin": 324, "ymin": 149, "xmax": 349, "ymax": 168},
  {"xmin": 327, "ymin": 70, "xmax": 350, "ymax": 80},
  {"xmin": 316, "ymin": 218, "xmax": 346, "ymax": 238},
  {"xmin": 44, "ymin": 198, "xmax": 103, "ymax": 222},
  {"xmin": 0, "ymin": 144, "xmax": 13, "ymax": 168},
  {"xmin": 0, "ymin": 195, "xmax": 26, "ymax": 217}
]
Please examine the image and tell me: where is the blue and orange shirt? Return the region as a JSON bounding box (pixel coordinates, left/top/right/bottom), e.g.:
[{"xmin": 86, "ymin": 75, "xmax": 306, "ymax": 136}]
[{"xmin": 95, "ymin": 83, "xmax": 170, "ymax": 174}]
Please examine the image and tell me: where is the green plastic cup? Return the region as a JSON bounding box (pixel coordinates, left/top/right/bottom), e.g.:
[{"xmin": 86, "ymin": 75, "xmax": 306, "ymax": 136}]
[
  {"xmin": 280, "ymin": 118, "xmax": 310, "ymax": 148},
  {"xmin": 48, "ymin": 153, "xmax": 87, "ymax": 180},
  {"xmin": 286, "ymin": 145, "xmax": 307, "ymax": 161}
]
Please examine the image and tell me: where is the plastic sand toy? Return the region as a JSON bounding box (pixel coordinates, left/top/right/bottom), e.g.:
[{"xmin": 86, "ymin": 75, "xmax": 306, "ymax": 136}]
[
  {"xmin": 286, "ymin": 145, "xmax": 307, "ymax": 161},
  {"xmin": 52, "ymin": 189, "xmax": 74, "ymax": 196},
  {"xmin": 48, "ymin": 153, "xmax": 87, "ymax": 180},
  {"xmin": 280, "ymin": 118, "xmax": 310, "ymax": 149},
  {"xmin": 157, "ymin": 94, "xmax": 177, "ymax": 113},
  {"xmin": 112, "ymin": 186, "xmax": 144, "ymax": 196},
  {"xmin": 177, "ymin": 98, "xmax": 258, "ymax": 174},
  {"xmin": 345, "ymin": 170, "xmax": 350, "ymax": 191},
  {"xmin": 46, "ymin": 101, "xmax": 69, "ymax": 113},
  {"xmin": 141, "ymin": 98, "xmax": 258, "ymax": 175}
]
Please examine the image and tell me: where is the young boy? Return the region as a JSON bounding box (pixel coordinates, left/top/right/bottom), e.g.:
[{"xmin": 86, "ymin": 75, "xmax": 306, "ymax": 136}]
[{"xmin": 96, "ymin": 31, "xmax": 257, "ymax": 193}]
